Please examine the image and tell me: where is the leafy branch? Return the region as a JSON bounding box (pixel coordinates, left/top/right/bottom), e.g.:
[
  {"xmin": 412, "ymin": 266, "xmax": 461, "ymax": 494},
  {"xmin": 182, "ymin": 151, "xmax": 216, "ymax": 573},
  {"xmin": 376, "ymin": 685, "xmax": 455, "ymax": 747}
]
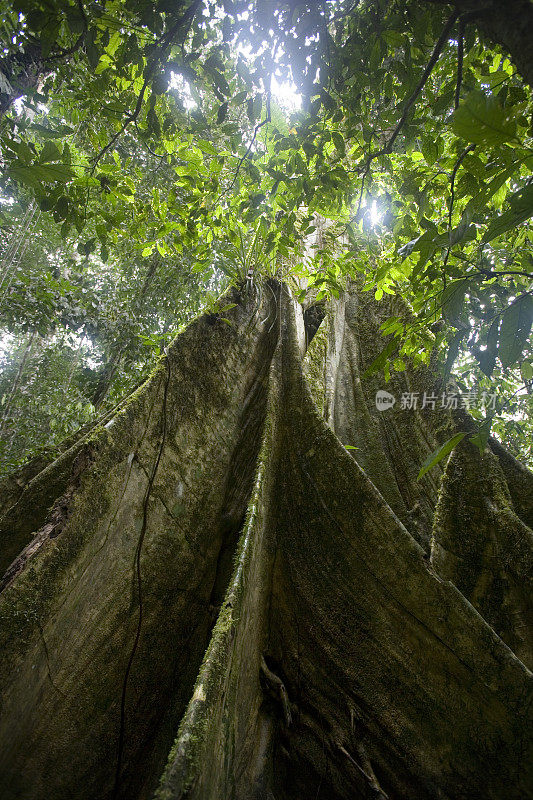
[
  {"xmin": 44, "ymin": 0, "xmax": 89, "ymax": 63},
  {"xmin": 367, "ymin": 10, "xmax": 459, "ymax": 162},
  {"xmin": 348, "ymin": 10, "xmax": 459, "ymax": 231},
  {"xmin": 219, "ymin": 91, "xmax": 272, "ymax": 201},
  {"xmin": 443, "ymin": 144, "xmax": 476, "ymax": 280},
  {"xmin": 90, "ymin": 0, "xmax": 202, "ymax": 171}
]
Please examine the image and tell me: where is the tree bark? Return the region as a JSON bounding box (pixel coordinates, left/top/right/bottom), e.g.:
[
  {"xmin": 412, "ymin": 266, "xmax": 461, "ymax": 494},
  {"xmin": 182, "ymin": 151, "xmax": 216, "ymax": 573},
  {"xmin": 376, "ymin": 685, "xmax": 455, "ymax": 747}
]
[
  {"xmin": 0, "ymin": 283, "xmax": 531, "ymax": 800},
  {"xmin": 424, "ymin": 0, "xmax": 533, "ymax": 87}
]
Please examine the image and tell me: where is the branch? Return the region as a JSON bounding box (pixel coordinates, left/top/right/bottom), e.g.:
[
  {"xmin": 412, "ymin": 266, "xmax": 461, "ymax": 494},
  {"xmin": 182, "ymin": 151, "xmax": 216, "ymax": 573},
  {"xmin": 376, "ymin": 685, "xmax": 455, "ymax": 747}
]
[
  {"xmin": 476, "ymin": 268, "xmax": 533, "ymax": 280},
  {"xmin": 44, "ymin": 33, "xmax": 85, "ymax": 62},
  {"xmin": 353, "ymin": 156, "xmax": 370, "ymax": 223},
  {"xmin": 44, "ymin": 0, "xmax": 89, "ymax": 63},
  {"xmin": 443, "ymin": 144, "xmax": 475, "ymax": 279},
  {"xmin": 423, "ymin": 0, "xmax": 533, "ymax": 88},
  {"xmin": 368, "ymin": 10, "xmax": 459, "ymax": 162},
  {"xmin": 454, "ymin": 15, "xmax": 465, "ymax": 109},
  {"xmin": 218, "ymin": 90, "xmax": 271, "ymax": 201},
  {"xmin": 449, "ymin": 144, "xmax": 475, "ymax": 227},
  {"xmin": 346, "ymin": 9, "xmax": 460, "ymax": 233},
  {"xmin": 90, "ymin": 0, "xmax": 201, "ymax": 172},
  {"xmin": 228, "ymin": 117, "xmax": 270, "ymax": 193}
]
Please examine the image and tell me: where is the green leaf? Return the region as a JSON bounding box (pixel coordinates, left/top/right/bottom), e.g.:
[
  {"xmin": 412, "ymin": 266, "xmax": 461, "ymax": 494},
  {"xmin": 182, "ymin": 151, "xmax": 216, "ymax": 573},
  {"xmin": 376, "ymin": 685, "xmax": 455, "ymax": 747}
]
[
  {"xmin": 441, "ymin": 211, "xmax": 476, "ymax": 248},
  {"xmin": 30, "ymin": 123, "xmax": 74, "ymax": 139},
  {"xmin": 217, "ymin": 101, "xmax": 228, "ymax": 124},
  {"xmin": 211, "ymin": 69, "xmax": 230, "ymax": 97},
  {"xmin": 443, "ymin": 328, "xmax": 468, "ymax": 382},
  {"xmin": 398, "ymin": 231, "xmax": 436, "ymax": 264},
  {"xmin": 521, "ymin": 360, "xmax": 533, "ymax": 381},
  {"xmin": 197, "ymin": 139, "xmax": 218, "ymax": 155},
  {"xmin": 382, "ymin": 29, "xmax": 404, "ymax": 48},
  {"xmin": 10, "ymin": 162, "xmax": 76, "ymax": 187},
  {"xmin": 421, "ymin": 137, "xmax": 438, "ymax": 166},
  {"xmin": 362, "ymin": 338, "xmax": 397, "ymax": 378},
  {"xmin": 478, "ymin": 318, "xmax": 499, "ymax": 377},
  {"xmin": 65, "ymin": 7, "xmax": 85, "ymax": 35},
  {"xmin": 498, "ymin": 295, "xmax": 533, "ymax": 368},
  {"xmin": 441, "ymin": 279, "xmax": 468, "ymax": 325},
  {"xmin": 470, "ymin": 419, "xmax": 492, "ymax": 455},
  {"xmin": 417, "ymin": 432, "xmax": 468, "ymax": 480},
  {"xmin": 55, "ymin": 195, "xmax": 70, "ymax": 218},
  {"xmin": 86, "ymin": 29, "xmax": 100, "ymax": 69},
  {"xmin": 320, "ymin": 90, "xmax": 336, "ymax": 112},
  {"xmin": 482, "ymin": 184, "xmax": 533, "ymax": 243},
  {"xmin": 39, "ymin": 141, "xmax": 62, "ymax": 163},
  {"xmin": 40, "ymin": 17, "xmax": 61, "ymax": 58},
  {"xmin": 79, "ymin": 237, "xmax": 96, "ymax": 255},
  {"xmin": 106, "ymin": 31, "xmax": 121, "ymax": 57},
  {"xmin": 253, "ymin": 94, "xmax": 262, "ymax": 121},
  {"xmin": 231, "ymin": 90, "xmax": 248, "ymax": 105},
  {"xmin": 450, "ymin": 90, "xmax": 518, "ymax": 146},
  {"xmin": 332, "ymin": 131, "xmax": 345, "ymax": 155}
]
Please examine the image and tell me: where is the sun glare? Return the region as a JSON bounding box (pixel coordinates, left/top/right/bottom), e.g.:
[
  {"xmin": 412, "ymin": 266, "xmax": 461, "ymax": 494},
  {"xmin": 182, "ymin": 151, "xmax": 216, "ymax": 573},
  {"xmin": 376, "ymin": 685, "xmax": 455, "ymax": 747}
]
[
  {"xmin": 271, "ymin": 75, "xmax": 302, "ymax": 111},
  {"xmin": 370, "ymin": 199, "xmax": 382, "ymax": 226}
]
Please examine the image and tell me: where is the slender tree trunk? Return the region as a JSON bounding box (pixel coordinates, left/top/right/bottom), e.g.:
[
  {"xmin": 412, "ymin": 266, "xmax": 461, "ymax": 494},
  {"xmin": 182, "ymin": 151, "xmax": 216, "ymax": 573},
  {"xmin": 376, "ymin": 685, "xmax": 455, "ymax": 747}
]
[
  {"xmin": 0, "ymin": 283, "xmax": 531, "ymax": 800},
  {"xmin": 0, "ymin": 330, "xmax": 36, "ymax": 437}
]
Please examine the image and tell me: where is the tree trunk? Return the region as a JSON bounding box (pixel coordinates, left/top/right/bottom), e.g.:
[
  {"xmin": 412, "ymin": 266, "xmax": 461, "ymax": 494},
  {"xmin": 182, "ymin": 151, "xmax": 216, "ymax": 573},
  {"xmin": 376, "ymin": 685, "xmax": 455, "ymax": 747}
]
[
  {"xmin": 426, "ymin": 0, "xmax": 533, "ymax": 88},
  {"xmin": 0, "ymin": 283, "xmax": 531, "ymax": 800}
]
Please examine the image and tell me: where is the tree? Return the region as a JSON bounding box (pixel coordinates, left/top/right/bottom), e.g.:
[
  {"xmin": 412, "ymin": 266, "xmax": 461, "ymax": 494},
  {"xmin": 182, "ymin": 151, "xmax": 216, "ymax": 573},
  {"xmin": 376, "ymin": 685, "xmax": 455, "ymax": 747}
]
[{"xmin": 0, "ymin": 1, "xmax": 532, "ymax": 799}]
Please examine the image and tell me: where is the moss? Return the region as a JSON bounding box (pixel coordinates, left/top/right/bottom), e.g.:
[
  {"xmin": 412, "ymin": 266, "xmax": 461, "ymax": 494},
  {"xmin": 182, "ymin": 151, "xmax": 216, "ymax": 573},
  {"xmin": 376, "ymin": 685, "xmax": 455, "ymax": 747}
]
[
  {"xmin": 0, "ymin": 288, "xmax": 280, "ymax": 800},
  {"xmin": 431, "ymin": 440, "xmax": 533, "ymax": 668},
  {"xmin": 302, "ymin": 309, "xmax": 329, "ymax": 416},
  {"xmin": 156, "ymin": 357, "xmax": 280, "ymax": 800}
]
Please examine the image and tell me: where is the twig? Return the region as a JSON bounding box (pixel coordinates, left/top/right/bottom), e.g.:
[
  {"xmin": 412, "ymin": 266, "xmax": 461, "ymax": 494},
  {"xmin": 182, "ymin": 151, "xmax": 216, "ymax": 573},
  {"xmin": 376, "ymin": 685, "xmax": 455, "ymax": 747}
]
[
  {"xmin": 443, "ymin": 144, "xmax": 475, "ymax": 281},
  {"xmin": 355, "ymin": 160, "xmax": 370, "ymax": 219},
  {"xmin": 260, "ymin": 656, "xmax": 292, "ymax": 726},
  {"xmin": 134, "ymin": 119, "xmax": 166, "ymax": 161},
  {"xmin": 224, "ymin": 91, "xmax": 271, "ymax": 197},
  {"xmin": 337, "ymin": 743, "xmax": 389, "ymax": 799},
  {"xmin": 454, "ymin": 16, "xmax": 465, "ymax": 110}
]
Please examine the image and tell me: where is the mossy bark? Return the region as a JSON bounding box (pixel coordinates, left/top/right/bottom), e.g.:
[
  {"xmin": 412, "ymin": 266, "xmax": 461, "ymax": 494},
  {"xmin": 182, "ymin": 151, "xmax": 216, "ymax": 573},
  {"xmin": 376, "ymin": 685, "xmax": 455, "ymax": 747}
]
[
  {"xmin": 431, "ymin": 441, "xmax": 533, "ymax": 669},
  {"xmin": 0, "ymin": 283, "xmax": 531, "ymax": 800},
  {"xmin": 0, "ymin": 286, "xmax": 278, "ymax": 800},
  {"xmin": 304, "ymin": 287, "xmax": 445, "ymax": 549}
]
